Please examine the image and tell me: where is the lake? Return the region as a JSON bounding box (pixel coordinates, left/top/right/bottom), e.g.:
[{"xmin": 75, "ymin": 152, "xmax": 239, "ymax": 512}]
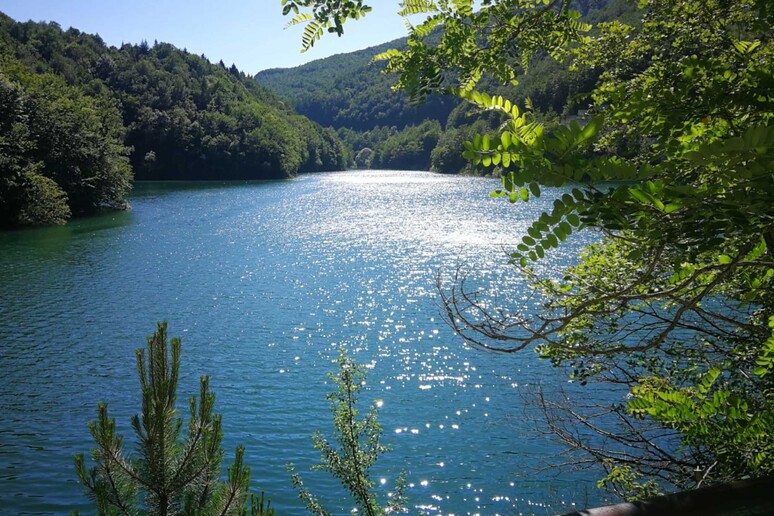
[{"xmin": 0, "ymin": 170, "xmax": 615, "ymax": 514}]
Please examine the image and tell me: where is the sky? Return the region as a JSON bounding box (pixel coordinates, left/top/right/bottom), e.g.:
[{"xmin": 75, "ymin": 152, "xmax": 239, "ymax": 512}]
[{"xmin": 0, "ymin": 0, "xmax": 409, "ymax": 74}]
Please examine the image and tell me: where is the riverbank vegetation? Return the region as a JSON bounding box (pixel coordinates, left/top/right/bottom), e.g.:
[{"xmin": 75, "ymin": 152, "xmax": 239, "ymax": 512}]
[
  {"xmin": 0, "ymin": 55, "xmax": 131, "ymax": 226},
  {"xmin": 0, "ymin": 12, "xmax": 348, "ymax": 228},
  {"xmin": 286, "ymin": 0, "xmax": 774, "ymax": 503}
]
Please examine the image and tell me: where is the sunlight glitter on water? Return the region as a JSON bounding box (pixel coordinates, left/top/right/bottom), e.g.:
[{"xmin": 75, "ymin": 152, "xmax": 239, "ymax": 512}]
[{"xmin": 0, "ymin": 170, "xmax": 610, "ymax": 514}]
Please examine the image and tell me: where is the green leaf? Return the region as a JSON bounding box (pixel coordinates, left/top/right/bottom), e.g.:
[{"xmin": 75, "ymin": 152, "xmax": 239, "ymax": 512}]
[
  {"xmin": 628, "ymin": 187, "xmax": 650, "ymax": 204},
  {"xmin": 529, "ymin": 182, "xmax": 541, "ymax": 197},
  {"xmin": 501, "ymin": 131, "xmax": 512, "ymax": 149},
  {"xmin": 698, "ymin": 368, "xmax": 721, "ymax": 396},
  {"xmin": 663, "ymin": 203, "xmax": 682, "ymax": 213},
  {"xmin": 502, "ymin": 173, "xmax": 514, "ymax": 192}
]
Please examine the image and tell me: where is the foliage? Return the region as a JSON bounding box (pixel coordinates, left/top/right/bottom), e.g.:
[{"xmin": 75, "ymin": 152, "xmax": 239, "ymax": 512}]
[
  {"xmin": 596, "ymin": 461, "xmax": 663, "ymax": 500},
  {"xmin": 282, "ymin": 0, "xmax": 373, "ymax": 51},
  {"xmin": 430, "ymin": 119, "xmax": 493, "ymax": 174},
  {"xmin": 275, "ymin": 2, "xmax": 626, "ymax": 174},
  {"xmin": 0, "ymin": 57, "xmax": 131, "ymax": 227},
  {"xmin": 0, "ymin": 11, "xmax": 348, "ymax": 227},
  {"xmin": 290, "ymin": 351, "xmax": 406, "ymax": 515},
  {"xmin": 354, "ymin": 147, "xmax": 375, "ymax": 168},
  {"xmin": 17, "ymin": 169, "xmax": 71, "ymax": 225},
  {"xmin": 372, "ymin": 119, "xmax": 441, "ymax": 170},
  {"xmin": 337, "ymin": 125, "xmax": 399, "ymax": 158},
  {"xmin": 74, "ymin": 322, "xmax": 274, "ymax": 515},
  {"xmin": 285, "ymin": 0, "xmax": 774, "ymax": 497},
  {"xmin": 371, "ymin": 0, "xmax": 591, "ymax": 102},
  {"xmin": 256, "ymin": 41, "xmax": 457, "ymax": 133},
  {"xmin": 443, "ymin": 0, "xmax": 774, "ymax": 492},
  {"xmin": 335, "ymin": 121, "xmax": 441, "ymax": 170}
]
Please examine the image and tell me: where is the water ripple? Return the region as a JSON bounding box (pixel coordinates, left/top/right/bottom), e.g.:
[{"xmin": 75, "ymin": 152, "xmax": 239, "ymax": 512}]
[{"xmin": 0, "ymin": 170, "xmax": 610, "ymax": 514}]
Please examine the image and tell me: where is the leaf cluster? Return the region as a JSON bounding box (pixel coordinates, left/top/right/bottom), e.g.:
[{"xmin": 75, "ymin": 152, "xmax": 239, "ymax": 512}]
[{"xmin": 283, "ymin": 0, "xmax": 373, "ymax": 52}]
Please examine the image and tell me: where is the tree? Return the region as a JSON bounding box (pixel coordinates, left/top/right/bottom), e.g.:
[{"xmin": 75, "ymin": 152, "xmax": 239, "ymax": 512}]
[
  {"xmin": 0, "ymin": 58, "xmax": 132, "ymax": 227},
  {"xmin": 75, "ymin": 322, "xmax": 274, "ymax": 515},
  {"xmin": 372, "ymin": 119, "xmax": 441, "ymax": 170},
  {"xmin": 17, "ymin": 168, "xmax": 71, "ymax": 225},
  {"xmin": 284, "ymin": 0, "xmax": 774, "ymax": 498},
  {"xmin": 289, "ymin": 351, "xmax": 406, "ymax": 515}
]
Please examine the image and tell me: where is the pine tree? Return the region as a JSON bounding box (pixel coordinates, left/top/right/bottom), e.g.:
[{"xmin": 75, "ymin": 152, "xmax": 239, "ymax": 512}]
[
  {"xmin": 75, "ymin": 322, "xmax": 274, "ymax": 515},
  {"xmin": 289, "ymin": 350, "xmax": 407, "ymax": 516}
]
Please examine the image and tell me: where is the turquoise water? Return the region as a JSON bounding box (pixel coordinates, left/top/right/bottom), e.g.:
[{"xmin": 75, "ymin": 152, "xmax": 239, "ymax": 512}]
[{"xmin": 0, "ymin": 170, "xmax": 613, "ymax": 514}]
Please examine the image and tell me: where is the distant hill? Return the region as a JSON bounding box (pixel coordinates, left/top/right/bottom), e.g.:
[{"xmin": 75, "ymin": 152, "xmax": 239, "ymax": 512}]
[
  {"xmin": 256, "ymin": 40, "xmax": 458, "ymax": 132},
  {"xmin": 255, "ymin": 0, "xmax": 636, "ymax": 174}
]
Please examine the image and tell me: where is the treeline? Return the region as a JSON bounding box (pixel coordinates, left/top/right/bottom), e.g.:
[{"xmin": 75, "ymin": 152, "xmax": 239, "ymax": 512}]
[
  {"xmin": 257, "ymin": 0, "xmax": 635, "ymax": 174},
  {"xmin": 0, "ymin": 13, "xmax": 347, "ymax": 228},
  {"xmin": 338, "ymin": 119, "xmax": 441, "ymax": 170}
]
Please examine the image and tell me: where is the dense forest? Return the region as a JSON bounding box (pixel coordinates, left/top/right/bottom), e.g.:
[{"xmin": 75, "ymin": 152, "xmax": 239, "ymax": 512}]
[
  {"xmin": 257, "ymin": 0, "xmax": 635, "ymax": 174},
  {"xmin": 0, "ymin": 12, "xmax": 347, "ymax": 228},
  {"xmin": 256, "ymin": 40, "xmax": 457, "ymax": 132}
]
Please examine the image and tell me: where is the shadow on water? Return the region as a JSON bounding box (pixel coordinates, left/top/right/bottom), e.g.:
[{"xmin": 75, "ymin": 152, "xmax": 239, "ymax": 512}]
[
  {"xmin": 131, "ymin": 179, "xmax": 292, "ymax": 199},
  {"xmin": 0, "ymin": 178, "xmax": 294, "ymax": 259},
  {"xmin": 0, "ymin": 210, "xmax": 134, "ymax": 256}
]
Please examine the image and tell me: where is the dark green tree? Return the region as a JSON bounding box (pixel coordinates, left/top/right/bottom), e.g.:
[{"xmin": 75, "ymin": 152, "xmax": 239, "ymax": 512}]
[
  {"xmin": 0, "ymin": 57, "xmax": 131, "ymax": 227},
  {"xmin": 372, "ymin": 119, "xmax": 441, "ymax": 170},
  {"xmin": 75, "ymin": 322, "xmax": 274, "ymax": 515}
]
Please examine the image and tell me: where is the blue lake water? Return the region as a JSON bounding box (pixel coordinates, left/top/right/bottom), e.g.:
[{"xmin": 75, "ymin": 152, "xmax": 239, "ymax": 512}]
[{"xmin": 0, "ymin": 170, "xmax": 616, "ymax": 514}]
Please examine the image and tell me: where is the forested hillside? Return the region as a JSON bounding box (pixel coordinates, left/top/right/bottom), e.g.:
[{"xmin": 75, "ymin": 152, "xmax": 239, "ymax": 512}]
[
  {"xmin": 0, "ymin": 12, "xmax": 347, "ymax": 227},
  {"xmin": 258, "ymin": 0, "xmax": 635, "ymax": 174},
  {"xmin": 256, "ymin": 40, "xmax": 457, "ymax": 132}
]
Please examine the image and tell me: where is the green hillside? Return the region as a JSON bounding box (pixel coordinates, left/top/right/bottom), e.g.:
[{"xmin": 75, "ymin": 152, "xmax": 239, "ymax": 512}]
[
  {"xmin": 0, "ymin": 12, "xmax": 347, "ymax": 227},
  {"xmin": 257, "ymin": 0, "xmax": 636, "ymax": 174},
  {"xmin": 256, "ymin": 40, "xmax": 458, "ymax": 132}
]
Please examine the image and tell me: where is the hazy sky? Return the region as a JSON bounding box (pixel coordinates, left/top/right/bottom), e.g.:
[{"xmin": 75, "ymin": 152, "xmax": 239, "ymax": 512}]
[{"xmin": 1, "ymin": 0, "xmax": 409, "ymax": 74}]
